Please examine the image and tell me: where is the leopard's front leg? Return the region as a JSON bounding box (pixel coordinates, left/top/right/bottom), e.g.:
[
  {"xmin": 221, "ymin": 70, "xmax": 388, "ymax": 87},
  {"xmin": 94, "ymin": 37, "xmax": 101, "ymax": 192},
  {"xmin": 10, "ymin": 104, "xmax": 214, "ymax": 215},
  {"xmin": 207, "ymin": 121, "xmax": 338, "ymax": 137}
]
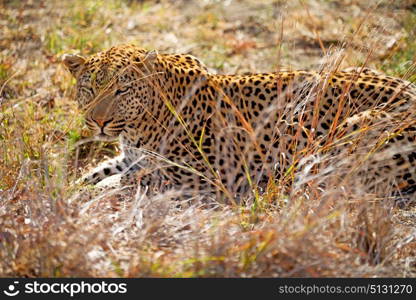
[{"xmin": 79, "ymin": 154, "xmax": 141, "ymax": 185}]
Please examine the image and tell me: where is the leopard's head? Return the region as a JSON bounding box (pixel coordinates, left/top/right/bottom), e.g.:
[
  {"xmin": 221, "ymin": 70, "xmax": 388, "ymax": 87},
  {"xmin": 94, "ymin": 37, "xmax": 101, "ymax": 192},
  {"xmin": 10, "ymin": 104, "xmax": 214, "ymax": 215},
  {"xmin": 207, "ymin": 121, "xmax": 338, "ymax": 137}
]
[{"xmin": 62, "ymin": 45, "xmax": 158, "ymax": 138}]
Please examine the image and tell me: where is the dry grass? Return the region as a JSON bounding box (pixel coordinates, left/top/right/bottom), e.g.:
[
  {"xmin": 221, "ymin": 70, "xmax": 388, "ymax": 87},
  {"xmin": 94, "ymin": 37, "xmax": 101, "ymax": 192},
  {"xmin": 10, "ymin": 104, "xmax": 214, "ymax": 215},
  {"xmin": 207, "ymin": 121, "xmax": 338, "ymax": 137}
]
[{"xmin": 1, "ymin": 0, "xmax": 416, "ymax": 277}]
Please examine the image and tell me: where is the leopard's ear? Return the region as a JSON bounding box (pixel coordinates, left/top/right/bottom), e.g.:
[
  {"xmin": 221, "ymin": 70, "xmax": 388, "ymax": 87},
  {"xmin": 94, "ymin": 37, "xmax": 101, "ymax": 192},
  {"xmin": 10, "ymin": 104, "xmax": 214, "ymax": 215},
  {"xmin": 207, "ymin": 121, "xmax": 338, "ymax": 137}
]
[
  {"xmin": 62, "ymin": 54, "xmax": 86, "ymax": 77},
  {"xmin": 142, "ymin": 50, "xmax": 158, "ymax": 70}
]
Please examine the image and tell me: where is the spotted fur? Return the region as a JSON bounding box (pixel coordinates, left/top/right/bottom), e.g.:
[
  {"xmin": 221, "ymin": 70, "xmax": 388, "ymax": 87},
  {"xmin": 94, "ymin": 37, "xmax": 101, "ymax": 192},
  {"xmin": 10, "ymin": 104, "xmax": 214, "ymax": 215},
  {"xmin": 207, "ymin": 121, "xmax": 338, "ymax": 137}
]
[{"xmin": 63, "ymin": 44, "xmax": 416, "ymax": 201}]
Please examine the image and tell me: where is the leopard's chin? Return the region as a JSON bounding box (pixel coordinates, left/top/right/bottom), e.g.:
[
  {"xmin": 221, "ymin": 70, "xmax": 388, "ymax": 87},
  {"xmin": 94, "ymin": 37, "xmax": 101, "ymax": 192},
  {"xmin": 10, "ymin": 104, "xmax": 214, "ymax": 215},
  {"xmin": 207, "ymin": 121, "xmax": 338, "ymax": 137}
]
[{"xmin": 95, "ymin": 133, "xmax": 119, "ymax": 141}]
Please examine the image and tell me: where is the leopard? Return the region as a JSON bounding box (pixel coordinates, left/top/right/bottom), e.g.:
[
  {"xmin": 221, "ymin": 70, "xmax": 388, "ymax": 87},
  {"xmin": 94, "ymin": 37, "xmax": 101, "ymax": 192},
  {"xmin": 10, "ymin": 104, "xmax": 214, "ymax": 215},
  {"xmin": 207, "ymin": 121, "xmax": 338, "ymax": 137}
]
[{"xmin": 62, "ymin": 44, "xmax": 416, "ymax": 203}]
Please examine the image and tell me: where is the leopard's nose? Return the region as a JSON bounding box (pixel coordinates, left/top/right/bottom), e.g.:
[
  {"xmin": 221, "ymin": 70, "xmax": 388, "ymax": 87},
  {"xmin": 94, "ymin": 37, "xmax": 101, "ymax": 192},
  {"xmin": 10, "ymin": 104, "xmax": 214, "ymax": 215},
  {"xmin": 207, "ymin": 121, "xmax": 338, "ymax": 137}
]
[
  {"xmin": 92, "ymin": 117, "xmax": 114, "ymax": 129},
  {"xmin": 94, "ymin": 118, "xmax": 105, "ymax": 127}
]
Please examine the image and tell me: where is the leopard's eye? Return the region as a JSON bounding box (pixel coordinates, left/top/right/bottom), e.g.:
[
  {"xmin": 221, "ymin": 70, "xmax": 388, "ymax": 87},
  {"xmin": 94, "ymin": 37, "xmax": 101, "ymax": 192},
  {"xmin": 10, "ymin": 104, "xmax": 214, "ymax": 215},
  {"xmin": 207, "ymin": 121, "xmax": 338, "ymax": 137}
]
[{"xmin": 115, "ymin": 86, "xmax": 131, "ymax": 96}]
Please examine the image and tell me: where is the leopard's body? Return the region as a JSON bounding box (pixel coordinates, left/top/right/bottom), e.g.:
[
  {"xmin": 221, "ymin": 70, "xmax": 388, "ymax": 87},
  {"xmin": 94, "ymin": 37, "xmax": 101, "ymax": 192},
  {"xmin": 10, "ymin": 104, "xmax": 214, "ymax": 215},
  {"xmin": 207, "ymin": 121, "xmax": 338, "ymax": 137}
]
[{"xmin": 63, "ymin": 44, "xmax": 416, "ymax": 201}]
